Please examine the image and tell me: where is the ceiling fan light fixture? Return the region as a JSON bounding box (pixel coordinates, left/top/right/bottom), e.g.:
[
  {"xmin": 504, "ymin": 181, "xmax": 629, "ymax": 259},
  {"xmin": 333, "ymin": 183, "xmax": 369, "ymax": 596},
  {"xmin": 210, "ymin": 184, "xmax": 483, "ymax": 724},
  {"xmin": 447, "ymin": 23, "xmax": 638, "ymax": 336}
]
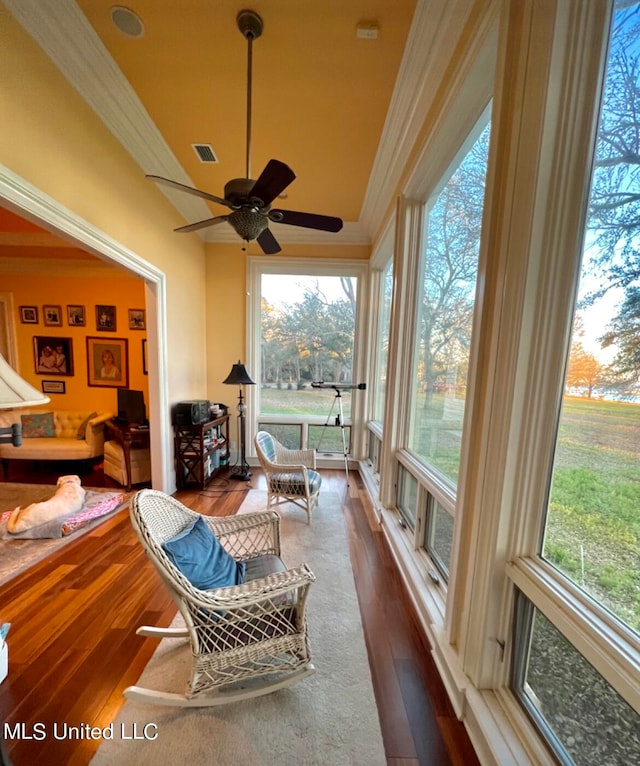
[{"xmin": 228, "ymin": 209, "xmax": 268, "ymax": 242}]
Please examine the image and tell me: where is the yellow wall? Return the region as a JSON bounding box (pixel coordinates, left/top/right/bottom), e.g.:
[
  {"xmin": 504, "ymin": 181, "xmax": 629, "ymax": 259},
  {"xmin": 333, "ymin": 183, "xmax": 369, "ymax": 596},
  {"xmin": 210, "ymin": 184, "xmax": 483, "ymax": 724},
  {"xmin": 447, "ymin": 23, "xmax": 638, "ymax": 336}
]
[
  {"xmin": 3, "ymin": 266, "xmax": 148, "ymax": 413},
  {"xmin": 0, "ymin": 8, "xmax": 208, "ymax": 411}
]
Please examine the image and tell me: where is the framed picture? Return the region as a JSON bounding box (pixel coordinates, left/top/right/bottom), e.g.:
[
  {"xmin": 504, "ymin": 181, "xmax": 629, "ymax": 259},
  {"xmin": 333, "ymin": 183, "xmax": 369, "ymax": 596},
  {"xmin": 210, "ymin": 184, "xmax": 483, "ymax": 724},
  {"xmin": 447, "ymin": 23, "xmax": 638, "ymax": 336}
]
[
  {"xmin": 128, "ymin": 308, "xmax": 146, "ymax": 330},
  {"xmin": 42, "ymin": 380, "xmax": 66, "ymax": 395},
  {"xmin": 67, "ymin": 304, "xmax": 86, "ymax": 327},
  {"xmin": 86, "ymin": 336, "xmax": 128, "ymax": 388},
  {"xmin": 142, "ymin": 338, "xmax": 148, "ymax": 375},
  {"xmin": 33, "ymin": 336, "xmax": 74, "ymax": 376},
  {"xmin": 20, "ymin": 306, "xmax": 39, "ymax": 324},
  {"xmin": 43, "ymin": 305, "xmax": 62, "ymax": 327},
  {"xmin": 96, "ymin": 304, "xmax": 117, "ymax": 331}
]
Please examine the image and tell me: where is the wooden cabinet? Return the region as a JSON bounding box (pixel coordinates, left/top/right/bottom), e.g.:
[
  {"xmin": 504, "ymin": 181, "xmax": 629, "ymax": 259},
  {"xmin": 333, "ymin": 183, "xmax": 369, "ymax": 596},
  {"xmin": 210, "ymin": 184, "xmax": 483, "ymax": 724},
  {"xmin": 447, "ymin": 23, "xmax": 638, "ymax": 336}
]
[{"xmin": 174, "ymin": 415, "xmax": 230, "ymax": 489}]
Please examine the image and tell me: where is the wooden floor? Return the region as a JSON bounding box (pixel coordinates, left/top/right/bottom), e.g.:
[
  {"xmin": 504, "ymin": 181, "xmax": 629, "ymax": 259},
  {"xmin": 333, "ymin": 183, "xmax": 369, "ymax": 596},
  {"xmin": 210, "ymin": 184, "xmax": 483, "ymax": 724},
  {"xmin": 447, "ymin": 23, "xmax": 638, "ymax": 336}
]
[{"xmin": 0, "ymin": 464, "xmax": 479, "ymax": 766}]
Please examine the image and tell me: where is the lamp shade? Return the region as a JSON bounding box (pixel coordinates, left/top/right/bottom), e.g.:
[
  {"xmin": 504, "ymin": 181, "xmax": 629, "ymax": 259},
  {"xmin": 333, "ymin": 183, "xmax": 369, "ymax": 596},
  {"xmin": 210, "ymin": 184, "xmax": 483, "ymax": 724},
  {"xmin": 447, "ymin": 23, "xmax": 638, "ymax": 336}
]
[
  {"xmin": 0, "ymin": 354, "xmax": 50, "ymax": 409},
  {"xmin": 222, "ymin": 361, "xmax": 255, "ymax": 386}
]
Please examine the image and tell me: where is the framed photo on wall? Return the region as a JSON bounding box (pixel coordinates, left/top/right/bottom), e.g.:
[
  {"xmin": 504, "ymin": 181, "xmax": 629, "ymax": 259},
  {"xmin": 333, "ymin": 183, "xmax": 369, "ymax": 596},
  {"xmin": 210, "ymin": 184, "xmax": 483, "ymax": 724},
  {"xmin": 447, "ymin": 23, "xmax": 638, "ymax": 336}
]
[
  {"xmin": 20, "ymin": 306, "xmax": 39, "ymax": 324},
  {"xmin": 86, "ymin": 336, "xmax": 128, "ymax": 388},
  {"xmin": 128, "ymin": 308, "xmax": 146, "ymax": 330},
  {"xmin": 33, "ymin": 336, "xmax": 73, "ymax": 376},
  {"xmin": 43, "ymin": 305, "xmax": 62, "ymax": 327},
  {"xmin": 67, "ymin": 305, "xmax": 86, "ymax": 327},
  {"xmin": 95, "ymin": 305, "xmax": 117, "ymax": 331},
  {"xmin": 42, "ymin": 380, "xmax": 66, "ymax": 394}
]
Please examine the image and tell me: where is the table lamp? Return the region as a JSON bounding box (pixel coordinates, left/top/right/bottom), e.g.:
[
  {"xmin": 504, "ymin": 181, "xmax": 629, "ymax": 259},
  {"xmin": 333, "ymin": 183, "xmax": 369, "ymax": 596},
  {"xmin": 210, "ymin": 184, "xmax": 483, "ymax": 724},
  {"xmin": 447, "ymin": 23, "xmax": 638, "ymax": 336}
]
[
  {"xmin": 0, "ymin": 353, "xmax": 51, "ymax": 446},
  {"xmin": 222, "ymin": 360, "xmax": 255, "ymax": 481}
]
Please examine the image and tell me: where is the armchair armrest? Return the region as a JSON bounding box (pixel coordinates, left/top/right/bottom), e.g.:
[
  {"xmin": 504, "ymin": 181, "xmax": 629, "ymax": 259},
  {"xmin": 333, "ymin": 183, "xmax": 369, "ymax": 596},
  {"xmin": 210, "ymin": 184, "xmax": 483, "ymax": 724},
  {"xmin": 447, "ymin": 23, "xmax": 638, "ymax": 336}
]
[
  {"xmin": 189, "ymin": 563, "xmax": 316, "ymax": 610},
  {"xmin": 85, "ymin": 412, "xmax": 115, "ymax": 454}
]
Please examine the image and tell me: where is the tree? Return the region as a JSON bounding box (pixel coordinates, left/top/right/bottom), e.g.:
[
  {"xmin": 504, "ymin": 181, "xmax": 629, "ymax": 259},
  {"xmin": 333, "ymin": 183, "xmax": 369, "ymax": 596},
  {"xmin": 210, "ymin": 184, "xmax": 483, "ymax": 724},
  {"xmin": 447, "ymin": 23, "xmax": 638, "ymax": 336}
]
[
  {"xmin": 417, "ymin": 122, "xmax": 491, "ymax": 399},
  {"xmin": 600, "ymin": 286, "xmax": 640, "ymax": 380},
  {"xmin": 566, "ymin": 342, "xmax": 604, "ymax": 397},
  {"xmin": 584, "ymin": 3, "xmax": 640, "ymax": 312}
]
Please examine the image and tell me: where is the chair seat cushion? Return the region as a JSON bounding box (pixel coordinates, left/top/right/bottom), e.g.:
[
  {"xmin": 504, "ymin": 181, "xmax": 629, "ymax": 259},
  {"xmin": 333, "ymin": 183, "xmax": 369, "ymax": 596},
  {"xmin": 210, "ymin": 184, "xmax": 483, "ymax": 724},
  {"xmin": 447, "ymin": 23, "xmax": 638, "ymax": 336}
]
[
  {"xmin": 271, "ymin": 469, "xmax": 322, "ymax": 495},
  {"xmin": 162, "ymin": 516, "xmax": 245, "ymax": 590}
]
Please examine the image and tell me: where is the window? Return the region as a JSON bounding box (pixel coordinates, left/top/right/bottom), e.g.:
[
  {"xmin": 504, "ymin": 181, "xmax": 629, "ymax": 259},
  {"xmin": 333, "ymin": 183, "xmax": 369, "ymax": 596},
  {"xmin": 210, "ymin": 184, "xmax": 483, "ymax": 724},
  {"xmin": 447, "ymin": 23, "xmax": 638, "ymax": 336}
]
[
  {"xmin": 424, "ymin": 498, "xmax": 454, "ymax": 582},
  {"xmin": 373, "ymin": 259, "xmax": 393, "ymax": 424},
  {"xmin": 259, "ymin": 272, "xmax": 358, "ymax": 422},
  {"xmin": 397, "ymin": 464, "xmax": 418, "ymax": 531},
  {"xmin": 512, "ymin": 593, "xmax": 640, "ymax": 765},
  {"xmin": 248, "ymin": 259, "xmax": 366, "ymax": 457},
  {"xmin": 408, "ymin": 118, "xmax": 491, "ymax": 484},
  {"xmin": 541, "ymin": 0, "xmax": 640, "ymax": 637}
]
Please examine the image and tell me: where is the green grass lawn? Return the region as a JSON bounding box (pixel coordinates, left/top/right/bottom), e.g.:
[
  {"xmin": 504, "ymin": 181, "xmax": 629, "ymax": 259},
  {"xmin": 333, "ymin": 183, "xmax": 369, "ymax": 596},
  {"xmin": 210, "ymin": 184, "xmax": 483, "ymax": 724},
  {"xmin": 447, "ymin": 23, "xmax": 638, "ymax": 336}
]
[{"xmin": 546, "ymin": 397, "xmax": 640, "ymax": 631}]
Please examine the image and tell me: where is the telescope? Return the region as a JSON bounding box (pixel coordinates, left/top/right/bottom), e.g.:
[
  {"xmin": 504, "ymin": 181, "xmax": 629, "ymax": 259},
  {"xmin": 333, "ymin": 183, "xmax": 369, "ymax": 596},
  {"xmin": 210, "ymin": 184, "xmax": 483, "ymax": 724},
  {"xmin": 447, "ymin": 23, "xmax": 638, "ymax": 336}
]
[{"xmin": 311, "ymin": 381, "xmax": 366, "ymax": 390}]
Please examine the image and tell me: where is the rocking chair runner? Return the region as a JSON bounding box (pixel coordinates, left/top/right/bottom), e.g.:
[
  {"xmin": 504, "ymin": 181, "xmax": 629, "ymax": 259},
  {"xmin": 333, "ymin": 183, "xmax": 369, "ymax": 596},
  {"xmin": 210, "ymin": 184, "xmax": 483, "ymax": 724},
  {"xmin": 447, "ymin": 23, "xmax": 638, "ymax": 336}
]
[
  {"xmin": 125, "ymin": 488, "xmax": 316, "ymax": 707},
  {"xmin": 254, "ymin": 430, "xmax": 322, "ymax": 524}
]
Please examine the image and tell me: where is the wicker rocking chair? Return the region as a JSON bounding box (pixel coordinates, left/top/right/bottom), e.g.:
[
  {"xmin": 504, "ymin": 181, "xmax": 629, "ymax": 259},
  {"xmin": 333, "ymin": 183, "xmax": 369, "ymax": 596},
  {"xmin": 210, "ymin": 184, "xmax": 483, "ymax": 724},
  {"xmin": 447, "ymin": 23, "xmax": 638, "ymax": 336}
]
[
  {"xmin": 254, "ymin": 431, "xmax": 322, "ymax": 524},
  {"xmin": 124, "ymin": 488, "xmax": 316, "ymax": 707}
]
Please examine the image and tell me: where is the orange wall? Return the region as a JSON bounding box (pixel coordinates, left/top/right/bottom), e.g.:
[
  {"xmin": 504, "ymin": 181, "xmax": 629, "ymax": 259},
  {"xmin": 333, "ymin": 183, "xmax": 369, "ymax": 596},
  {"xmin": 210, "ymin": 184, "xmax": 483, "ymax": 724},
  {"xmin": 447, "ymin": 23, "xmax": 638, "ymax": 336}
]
[{"xmin": 4, "ymin": 270, "xmax": 148, "ymax": 414}]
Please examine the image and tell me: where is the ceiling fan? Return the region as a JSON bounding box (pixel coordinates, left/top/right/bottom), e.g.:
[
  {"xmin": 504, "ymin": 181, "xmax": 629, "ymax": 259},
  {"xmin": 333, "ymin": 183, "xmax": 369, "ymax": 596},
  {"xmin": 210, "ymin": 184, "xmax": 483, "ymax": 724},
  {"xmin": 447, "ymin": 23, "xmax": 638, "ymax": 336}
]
[{"xmin": 147, "ymin": 9, "xmax": 343, "ymax": 255}]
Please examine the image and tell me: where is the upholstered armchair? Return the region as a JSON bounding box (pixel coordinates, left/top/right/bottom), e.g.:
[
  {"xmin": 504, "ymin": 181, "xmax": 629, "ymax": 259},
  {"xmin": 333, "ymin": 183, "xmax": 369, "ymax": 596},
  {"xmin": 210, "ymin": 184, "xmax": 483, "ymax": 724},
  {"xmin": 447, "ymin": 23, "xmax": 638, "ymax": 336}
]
[
  {"xmin": 254, "ymin": 430, "xmax": 322, "ymax": 524},
  {"xmin": 125, "ymin": 489, "xmax": 316, "ymax": 707}
]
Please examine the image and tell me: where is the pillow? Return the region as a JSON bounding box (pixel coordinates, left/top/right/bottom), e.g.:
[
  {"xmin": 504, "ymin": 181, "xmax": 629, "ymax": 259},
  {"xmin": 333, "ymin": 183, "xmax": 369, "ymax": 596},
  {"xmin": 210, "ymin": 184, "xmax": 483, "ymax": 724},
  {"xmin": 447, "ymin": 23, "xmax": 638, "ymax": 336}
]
[
  {"xmin": 77, "ymin": 411, "xmax": 97, "ymax": 440},
  {"xmin": 21, "ymin": 412, "xmax": 55, "ymax": 438},
  {"xmin": 162, "ymin": 516, "xmax": 245, "ymax": 590}
]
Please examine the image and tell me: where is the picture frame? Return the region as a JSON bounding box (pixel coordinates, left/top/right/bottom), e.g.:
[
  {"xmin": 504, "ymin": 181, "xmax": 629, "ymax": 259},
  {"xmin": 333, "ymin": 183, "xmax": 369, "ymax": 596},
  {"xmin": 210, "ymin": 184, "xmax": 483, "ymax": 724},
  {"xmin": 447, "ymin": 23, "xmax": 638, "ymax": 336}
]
[
  {"xmin": 33, "ymin": 336, "xmax": 74, "ymax": 376},
  {"xmin": 42, "ymin": 380, "xmax": 66, "ymax": 395},
  {"xmin": 43, "ymin": 305, "xmax": 62, "ymax": 327},
  {"xmin": 20, "ymin": 306, "xmax": 38, "ymax": 324},
  {"xmin": 96, "ymin": 304, "xmax": 117, "ymax": 332},
  {"xmin": 67, "ymin": 304, "xmax": 86, "ymax": 327},
  {"xmin": 142, "ymin": 338, "xmax": 148, "ymax": 375},
  {"xmin": 128, "ymin": 308, "xmax": 146, "ymax": 330},
  {"xmin": 86, "ymin": 336, "xmax": 128, "ymax": 388}
]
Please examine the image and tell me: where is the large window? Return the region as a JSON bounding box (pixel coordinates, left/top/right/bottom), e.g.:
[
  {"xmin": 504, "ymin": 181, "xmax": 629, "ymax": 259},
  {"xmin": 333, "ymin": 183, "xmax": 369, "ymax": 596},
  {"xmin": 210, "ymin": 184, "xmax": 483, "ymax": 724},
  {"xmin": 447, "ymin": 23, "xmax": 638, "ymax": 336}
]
[
  {"xmin": 509, "ymin": 4, "xmax": 640, "ymax": 763},
  {"xmin": 408, "ymin": 118, "xmax": 491, "ymax": 485},
  {"xmin": 542, "ymin": 1, "xmax": 640, "ymax": 637},
  {"xmin": 260, "ymin": 273, "xmax": 357, "ymax": 424}
]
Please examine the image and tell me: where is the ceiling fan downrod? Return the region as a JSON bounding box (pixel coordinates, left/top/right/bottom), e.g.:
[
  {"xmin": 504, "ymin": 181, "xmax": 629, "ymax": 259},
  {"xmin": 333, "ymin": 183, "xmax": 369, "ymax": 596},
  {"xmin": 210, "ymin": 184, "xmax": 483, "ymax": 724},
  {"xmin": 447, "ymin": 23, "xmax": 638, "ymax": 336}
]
[{"xmin": 237, "ymin": 10, "xmax": 263, "ymax": 181}]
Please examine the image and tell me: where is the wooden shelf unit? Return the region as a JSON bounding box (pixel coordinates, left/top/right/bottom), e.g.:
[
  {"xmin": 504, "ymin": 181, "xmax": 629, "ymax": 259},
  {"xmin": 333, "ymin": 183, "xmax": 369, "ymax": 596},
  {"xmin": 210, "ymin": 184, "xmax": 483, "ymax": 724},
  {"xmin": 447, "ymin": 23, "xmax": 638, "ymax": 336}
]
[{"xmin": 174, "ymin": 415, "xmax": 230, "ymax": 489}]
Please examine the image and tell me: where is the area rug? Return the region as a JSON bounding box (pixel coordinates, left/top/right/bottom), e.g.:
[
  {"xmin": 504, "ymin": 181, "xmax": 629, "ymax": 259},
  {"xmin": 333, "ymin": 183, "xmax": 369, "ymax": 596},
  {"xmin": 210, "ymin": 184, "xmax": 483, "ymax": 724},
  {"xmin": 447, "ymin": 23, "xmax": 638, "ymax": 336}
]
[
  {"xmin": 91, "ymin": 491, "xmax": 386, "ymax": 766},
  {"xmin": 0, "ymin": 483, "xmax": 130, "ymax": 586}
]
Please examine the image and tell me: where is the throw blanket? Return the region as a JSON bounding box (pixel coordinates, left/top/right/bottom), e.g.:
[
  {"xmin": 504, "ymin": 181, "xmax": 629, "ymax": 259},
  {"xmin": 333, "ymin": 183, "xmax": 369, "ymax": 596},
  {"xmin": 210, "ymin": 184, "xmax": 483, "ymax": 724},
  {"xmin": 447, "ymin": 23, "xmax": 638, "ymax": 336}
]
[{"xmin": 1, "ymin": 490, "xmax": 127, "ymax": 539}]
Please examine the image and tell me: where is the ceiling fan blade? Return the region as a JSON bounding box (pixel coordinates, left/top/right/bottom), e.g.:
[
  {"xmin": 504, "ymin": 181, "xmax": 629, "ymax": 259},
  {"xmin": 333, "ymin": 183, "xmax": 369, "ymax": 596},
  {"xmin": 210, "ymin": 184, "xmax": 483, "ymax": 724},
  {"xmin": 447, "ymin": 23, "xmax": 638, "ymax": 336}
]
[
  {"xmin": 256, "ymin": 227, "xmax": 281, "ymax": 254},
  {"xmin": 248, "ymin": 160, "xmax": 296, "ymax": 207},
  {"xmin": 269, "ymin": 209, "xmax": 343, "ymax": 233},
  {"xmin": 147, "ymin": 175, "xmax": 230, "ymax": 208},
  {"xmin": 174, "ymin": 215, "xmax": 229, "ymax": 234}
]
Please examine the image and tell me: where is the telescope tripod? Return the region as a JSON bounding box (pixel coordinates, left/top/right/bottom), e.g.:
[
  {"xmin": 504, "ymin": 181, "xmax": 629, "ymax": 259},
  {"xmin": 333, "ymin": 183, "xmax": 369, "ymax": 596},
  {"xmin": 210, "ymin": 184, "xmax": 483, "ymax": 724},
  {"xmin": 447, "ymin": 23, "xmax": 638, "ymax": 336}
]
[{"xmin": 316, "ymin": 387, "xmax": 350, "ymax": 485}]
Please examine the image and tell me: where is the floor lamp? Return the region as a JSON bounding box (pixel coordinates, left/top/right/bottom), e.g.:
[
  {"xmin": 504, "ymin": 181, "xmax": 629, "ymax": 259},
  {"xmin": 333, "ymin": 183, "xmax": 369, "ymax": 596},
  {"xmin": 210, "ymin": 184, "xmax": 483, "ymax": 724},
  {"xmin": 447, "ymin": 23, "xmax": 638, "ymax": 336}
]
[{"xmin": 222, "ymin": 360, "xmax": 255, "ymax": 481}]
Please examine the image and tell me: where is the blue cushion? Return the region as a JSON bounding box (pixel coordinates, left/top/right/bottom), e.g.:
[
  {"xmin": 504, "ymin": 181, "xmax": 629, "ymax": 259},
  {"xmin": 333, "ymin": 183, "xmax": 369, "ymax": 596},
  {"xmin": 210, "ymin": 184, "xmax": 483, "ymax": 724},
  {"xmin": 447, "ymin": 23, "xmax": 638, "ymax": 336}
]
[
  {"xmin": 162, "ymin": 516, "xmax": 245, "ymax": 590},
  {"xmin": 256, "ymin": 431, "xmax": 277, "ymax": 462}
]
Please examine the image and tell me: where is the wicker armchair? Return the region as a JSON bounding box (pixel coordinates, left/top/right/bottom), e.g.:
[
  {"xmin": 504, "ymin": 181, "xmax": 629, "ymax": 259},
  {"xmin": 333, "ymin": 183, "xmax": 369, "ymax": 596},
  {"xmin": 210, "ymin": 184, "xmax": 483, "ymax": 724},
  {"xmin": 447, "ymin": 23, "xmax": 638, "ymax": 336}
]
[
  {"xmin": 254, "ymin": 431, "xmax": 322, "ymax": 524},
  {"xmin": 124, "ymin": 488, "xmax": 316, "ymax": 707}
]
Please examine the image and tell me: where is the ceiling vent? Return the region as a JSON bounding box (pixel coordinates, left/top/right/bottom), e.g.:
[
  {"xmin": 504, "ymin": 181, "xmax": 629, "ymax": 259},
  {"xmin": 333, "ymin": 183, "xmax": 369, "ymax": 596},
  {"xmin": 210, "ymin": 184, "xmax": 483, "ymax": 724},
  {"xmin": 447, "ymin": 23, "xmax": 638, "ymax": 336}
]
[{"xmin": 192, "ymin": 144, "xmax": 218, "ymax": 163}]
